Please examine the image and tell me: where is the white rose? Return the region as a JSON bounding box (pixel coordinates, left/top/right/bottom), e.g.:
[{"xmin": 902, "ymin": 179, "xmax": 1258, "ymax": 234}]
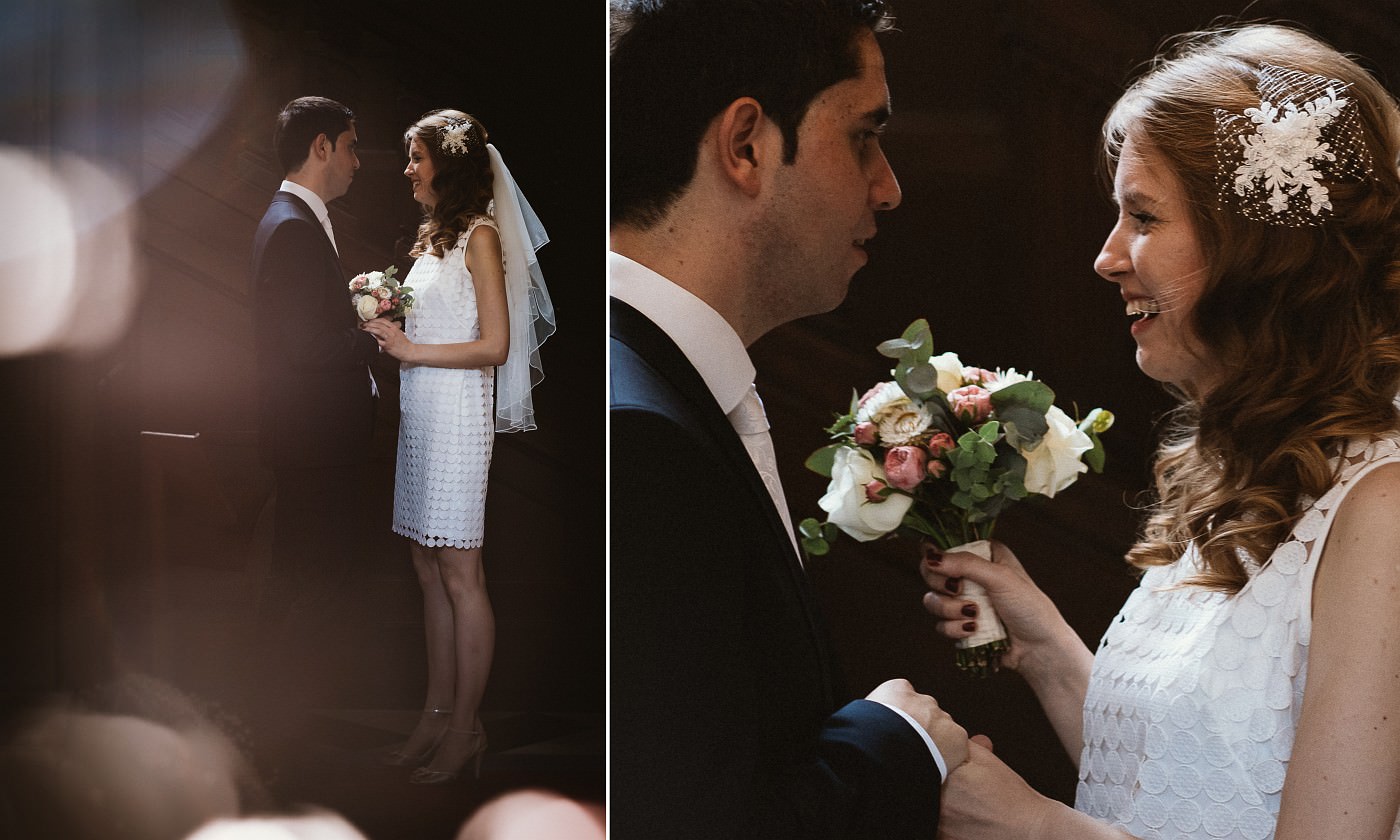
[
  {"xmin": 818, "ymin": 447, "xmax": 914, "ymax": 542},
  {"xmin": 930, "ymin": 352, "xmax": 966, "ymax": 394},
  {"xmin": 1020, "ymin": 405, "xmax": 1093, "ymax": 497},
  {"xmin": 355, "ymin": 293, "xmax": 381, "ymax": 321},
  {"xmin": 365, "ymin": 271, "xmax": 385, "ymax": 290}
]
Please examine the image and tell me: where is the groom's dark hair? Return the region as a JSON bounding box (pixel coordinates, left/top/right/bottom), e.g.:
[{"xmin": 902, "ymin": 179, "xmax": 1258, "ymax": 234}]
[
  {"xmin": 274, "ymin": 96, "xmax": 356, "ymax": 176},
  {"xmin": 609, "ymin": 0, "xmax": 895, "ymax": 230}
]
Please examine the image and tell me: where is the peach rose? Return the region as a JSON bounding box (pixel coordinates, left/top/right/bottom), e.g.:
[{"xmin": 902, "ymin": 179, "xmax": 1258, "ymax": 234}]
[{"xmin": 883, "ymin": 446, "xmax": 928, "ymax": 492}]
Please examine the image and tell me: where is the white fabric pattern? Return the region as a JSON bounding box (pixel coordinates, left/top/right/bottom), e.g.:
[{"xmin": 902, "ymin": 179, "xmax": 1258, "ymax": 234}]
[
  {"xmin": 392, "ymin": 218, "xmax": 498, "ymax": 549},
  {"xmin": 727, "ymin": 383, "xmax": 798, "ymax": 557},
  {"xmin": 1076, "ymin": 432, "xmax": 1400, "ymax": 839}
]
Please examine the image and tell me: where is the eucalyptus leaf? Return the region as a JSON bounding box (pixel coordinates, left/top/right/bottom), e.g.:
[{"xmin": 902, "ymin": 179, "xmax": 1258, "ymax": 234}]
[
  {"xmin": 901, "ymin": 319, "xmax": 934, "ymax": 363},
  {"xmin": 998, "ymin": 406, "xmax": 1048, "ymax": 450},
  {"xmin": 902, "ymin": 362, "xmax": 939, "ymax": 399},
  {"xmin": 804, "ymin": 444, "xmax": 844, "ymax": 477},
  {"xmin": 877, "ymin": 338, "xmax": 917, "ymax": 358},
  {"xmin": 802, "ymin": 537, "xmax": 830, "ymax": 556},
  {"xmin": 991, "ymin": 380, "xmax": 1054, "ymax": 414}
]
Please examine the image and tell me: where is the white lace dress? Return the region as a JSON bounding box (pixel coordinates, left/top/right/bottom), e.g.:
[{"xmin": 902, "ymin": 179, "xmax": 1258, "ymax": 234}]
[
  {"xmin": 392, "ymin": 219, "xmax": 497, "ymax": 549},
  {"xmin": 1077, "ymin": 432, "xmax": 1400, "ymax": 840}
]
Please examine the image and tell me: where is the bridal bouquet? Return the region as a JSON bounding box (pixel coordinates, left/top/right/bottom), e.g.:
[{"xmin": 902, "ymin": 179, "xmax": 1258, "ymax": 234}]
[
  {"xmin": 349, "ymin": 266, "xmax": 414, "ymax": 321},
  {"xmin": 798, "ymin": 319, "xmax": 1113, "ymax": 676}
]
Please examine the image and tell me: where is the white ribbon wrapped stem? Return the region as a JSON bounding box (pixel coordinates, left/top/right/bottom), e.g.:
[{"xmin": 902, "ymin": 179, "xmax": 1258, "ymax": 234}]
[{"xmin": 950, "ymin": 539, "xmax": 1009, "ymax": 676}]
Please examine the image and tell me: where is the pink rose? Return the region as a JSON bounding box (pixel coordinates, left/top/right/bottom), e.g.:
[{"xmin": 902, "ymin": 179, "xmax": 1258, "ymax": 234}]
[
  {"xmin": 926, "ymin": 431, "xmax": 956, "ymax": 458},
  {"xmin": 883, "ymin": 446, "xmax": 927, "ymax": 492},
  {"xmin": 948, "ymin": 385, "xmax": 992, "ymax": 424},
  {"xmin": 377, "ymin": 298, "xmax": 393, "ymax": 313},
  {"xmin": 926, "ymin": 460, "xmax": 948, "ymax": 479},
  {"xmin": 853, "ymin": 422, "xmax": 878, "ymax": 445},
  {"xmin": 857, "ymin": 385, "xmax": 884, "ymax": 407},
  {"xmin": 962, "ymin": 366, "xmax": 997, "ymax": 386},
  {"xmin": 864, "ymin": 479, "xmax": 888, "ymax": 503},
  {"xmin": 350, "ymin": 275, "xmax": 368, "ymax": 291}
]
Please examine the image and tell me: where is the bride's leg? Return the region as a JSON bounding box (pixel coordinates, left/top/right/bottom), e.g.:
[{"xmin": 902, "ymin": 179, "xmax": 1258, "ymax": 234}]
[
  {"xmin": 416, "ymin": 543, "xmax": 493, "ymax": 779},
  {"xmin": 386, "ymin": 540, "xmax": 456, "ymax": 762},
  {"xmin": 417, "ymin": 541, "xmax": 459, "ymax": 712}
]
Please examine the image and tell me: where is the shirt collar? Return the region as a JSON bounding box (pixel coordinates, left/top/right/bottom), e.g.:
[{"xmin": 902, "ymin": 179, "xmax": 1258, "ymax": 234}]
[
  {"xmin": 609, "ymin": 251, "xmax": 754, "ymax": 415},
  {"xmin": 279, "ymin": 180, "xmax": 331, "ymax": 228}
]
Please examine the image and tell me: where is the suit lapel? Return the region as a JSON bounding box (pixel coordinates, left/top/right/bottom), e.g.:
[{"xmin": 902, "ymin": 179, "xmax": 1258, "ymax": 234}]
[
  {"xmin": 611, "ymin": 298, "xmax": 835, "ymax": 701},
  {"xmin": 277, "ymin": 191, "xmax": 342, "ymax": 268}
]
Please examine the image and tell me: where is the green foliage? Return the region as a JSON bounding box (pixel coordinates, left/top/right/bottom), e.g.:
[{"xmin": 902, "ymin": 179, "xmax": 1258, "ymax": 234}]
[
  {"xmin": 798, "ymin": 517, "xmax": 840, "ymax": 557},
  {"xmin": 878, "ymin": 319, "xmax": 941, "ymax": 401},
  {"xmin": 991, "ymin": 380, "xmax": 1053, "ymax": 450},
  {"xmin": 804, "ymin": 444, "xmax": 845, "ymax": 478}
]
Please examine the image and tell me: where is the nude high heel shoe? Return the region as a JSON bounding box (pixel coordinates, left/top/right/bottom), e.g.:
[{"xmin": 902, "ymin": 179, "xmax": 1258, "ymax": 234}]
[
  {"xmin": 408, "ymin": 726, "xmax": 487, "ymax": 784},
  {"xmin": 379, "ymin": 708, "xmax": 452, "ymax": 766}
]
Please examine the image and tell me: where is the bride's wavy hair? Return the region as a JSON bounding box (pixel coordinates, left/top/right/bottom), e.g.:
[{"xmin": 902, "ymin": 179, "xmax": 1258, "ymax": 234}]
[
  {"xmin": 1101, "ymin": 23, "xmax": 1400, "ymax": 591},
  {"xmin": 404, "ymin": 109, "xmax": 494, "ymax": 258}
]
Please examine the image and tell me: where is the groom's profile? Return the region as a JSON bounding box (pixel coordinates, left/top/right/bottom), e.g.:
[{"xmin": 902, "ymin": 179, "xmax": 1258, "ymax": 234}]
[
  {"xmin": 250, "ymin": 96, "xmax": 381, "ymax": 722},
  {"xmin": 609, "ymin": 1, "xmax": 964, "ymax": 837}
]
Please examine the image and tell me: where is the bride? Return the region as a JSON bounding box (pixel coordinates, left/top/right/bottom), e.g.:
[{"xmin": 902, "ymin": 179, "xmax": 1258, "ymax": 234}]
[
  {"xmin": 361, "ymin": 109, "xmax": 554, "ymax": 784},
  {"xmin": 922, "ymin": 24, "xmax": 1400, "ymax": 839}
]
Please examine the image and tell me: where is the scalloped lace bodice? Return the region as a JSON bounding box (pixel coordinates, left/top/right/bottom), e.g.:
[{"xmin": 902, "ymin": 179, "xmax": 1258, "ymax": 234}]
[
  {"xmin": 392, "ymin": 219, "xmax": 497, "ymax": 549},
  {"xmin": 1076, "ymin": 433, "xmax": 1400, "ymax": 839}
]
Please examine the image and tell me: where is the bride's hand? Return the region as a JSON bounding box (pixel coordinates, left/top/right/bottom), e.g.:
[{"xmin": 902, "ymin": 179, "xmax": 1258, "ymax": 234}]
[
  {"xmin": 920, "ymin": 540, "xmax": 1068, "ymax": 672},
  {"xmin": 360, "ymin": 317, "xmax": 412, "ymax": 360}
]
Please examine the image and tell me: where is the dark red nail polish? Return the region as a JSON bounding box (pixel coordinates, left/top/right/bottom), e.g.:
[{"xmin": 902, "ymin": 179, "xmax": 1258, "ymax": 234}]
[
  {"xmin": 922, "ymin": 544, "xmax": 942, "ymax": 564},
  {"xmin": 962, "ymin": 621, "xmax": 976, "ymax": 632},
  {"xmin": 961, "ymin": 603, "xmax": 977, "ymax": 618},
  {"xmin": 945, "ymin": 577, "xmax": 961, "ymax": 593}
]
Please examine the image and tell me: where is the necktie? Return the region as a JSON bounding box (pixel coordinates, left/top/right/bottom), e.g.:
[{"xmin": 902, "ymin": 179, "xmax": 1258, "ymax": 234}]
[
  {"xmin": 728, "ymin": 383, "xmax": 799, "ymax": 558},
  {"xmin": 321, "ymin": 215, "xmax": 338, "ymax": 255}
]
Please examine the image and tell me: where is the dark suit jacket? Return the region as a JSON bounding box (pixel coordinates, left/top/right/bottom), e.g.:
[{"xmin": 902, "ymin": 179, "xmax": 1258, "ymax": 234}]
[
  {"xmin": 610, "ymin": 297, "xmax": 941, "ymax": 839},
  {"xmin": 251, "ymin": 191, "xmax": 379, "ymax": 470}
]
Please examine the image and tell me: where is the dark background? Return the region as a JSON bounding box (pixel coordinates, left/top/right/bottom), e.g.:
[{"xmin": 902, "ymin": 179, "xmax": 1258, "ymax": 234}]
[
  {"xmin": 751, "ymin": 0, "xmax": 1400, "ymax": 805},
  {"xmin": 1, "ymin": 0, "xmax": 602, "ymax": 837},
  {"xmin": 5, "ymin": 0, "xmax": 1400, "ymax": 833}
]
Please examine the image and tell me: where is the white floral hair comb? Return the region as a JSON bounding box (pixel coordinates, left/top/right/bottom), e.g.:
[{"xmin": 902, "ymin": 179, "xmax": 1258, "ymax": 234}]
[
  {"xmin": 439, "ymin": 118, "xmax": 480, "ymax": 156},
  {"xmin": 1214, "ymin": 64, "xmax": 1373, "ymax": 227}
]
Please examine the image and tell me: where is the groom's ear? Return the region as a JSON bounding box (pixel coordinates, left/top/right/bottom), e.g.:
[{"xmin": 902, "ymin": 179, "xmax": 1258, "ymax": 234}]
[
  {"xmin": 308, "ymin": 132, "xmax": 332, "ymax": 165},
  {"xmin": 711, "ymin": 97, "xmax": 778, "ymax": 198}
]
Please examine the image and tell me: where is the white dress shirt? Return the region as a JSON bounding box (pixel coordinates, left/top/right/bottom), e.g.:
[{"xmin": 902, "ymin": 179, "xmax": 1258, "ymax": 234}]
[
  {"xmin": 609, "ymin": 251, "xmax": 947, "ymax": 782},
  {"xmin": 279, "ymin": 179, "xmax": 337, "ymax": 255}
]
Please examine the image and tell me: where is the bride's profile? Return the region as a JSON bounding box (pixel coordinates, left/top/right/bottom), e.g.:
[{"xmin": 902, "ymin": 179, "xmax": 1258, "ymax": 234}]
[{"xmin": 361, "ymin": 109, "xmax": 554, "ymax": 784}]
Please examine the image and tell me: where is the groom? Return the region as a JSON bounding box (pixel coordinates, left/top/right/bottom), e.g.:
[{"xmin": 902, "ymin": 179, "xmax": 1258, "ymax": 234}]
[
  {"xmin": 250, "ymin": 96, "xmax": 382, "ymax": 715},
  {"xmin": 610, "ymin": 2, "xmax": 964, "ymax": 837}
]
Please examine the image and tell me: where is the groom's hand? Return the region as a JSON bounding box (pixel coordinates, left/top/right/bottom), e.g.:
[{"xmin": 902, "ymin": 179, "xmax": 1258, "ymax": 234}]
[{"xmin": 866, "ymin": 678, "xmax": 969, "ymax": 773}]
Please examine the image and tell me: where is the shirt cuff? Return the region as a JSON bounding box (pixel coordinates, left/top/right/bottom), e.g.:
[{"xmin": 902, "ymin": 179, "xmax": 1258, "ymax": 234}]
[{"xmin": 871, "ymin": 699, "xmax": 949, "ymax": 782}]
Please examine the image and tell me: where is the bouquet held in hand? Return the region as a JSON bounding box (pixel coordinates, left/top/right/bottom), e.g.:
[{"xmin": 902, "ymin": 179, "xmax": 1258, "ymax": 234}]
[
  {"xmin": 350, "ymin": 266, "xmax": 414, "ymax": 322},
  {"xmin": 799, "ymin": 319, "xmax": 1113, "ymax": 676}
]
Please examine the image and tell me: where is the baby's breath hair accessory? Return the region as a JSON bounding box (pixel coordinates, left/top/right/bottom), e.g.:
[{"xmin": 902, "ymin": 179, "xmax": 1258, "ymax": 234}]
[
  {"xmin": 1214, "ymin": 64, "xmax": 1373, "ymax": 227},
  {"xmin": 439, "ymin": 118, "xmax": 481, "ymax": 156}
]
